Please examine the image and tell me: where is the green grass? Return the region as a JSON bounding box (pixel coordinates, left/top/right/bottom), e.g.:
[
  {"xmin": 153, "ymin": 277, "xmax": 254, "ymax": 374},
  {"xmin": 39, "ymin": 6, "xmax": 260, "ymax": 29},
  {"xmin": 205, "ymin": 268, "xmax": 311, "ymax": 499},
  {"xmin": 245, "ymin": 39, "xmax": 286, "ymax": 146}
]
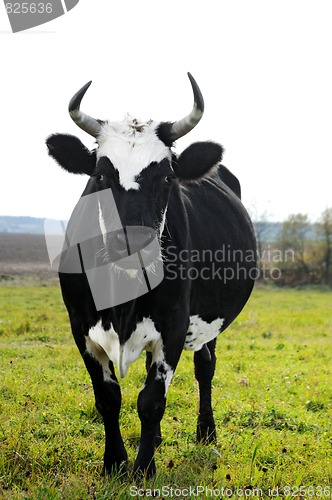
[{"xmin": 0, "ymin": 286, "xmax": 331, "ymax": 498}]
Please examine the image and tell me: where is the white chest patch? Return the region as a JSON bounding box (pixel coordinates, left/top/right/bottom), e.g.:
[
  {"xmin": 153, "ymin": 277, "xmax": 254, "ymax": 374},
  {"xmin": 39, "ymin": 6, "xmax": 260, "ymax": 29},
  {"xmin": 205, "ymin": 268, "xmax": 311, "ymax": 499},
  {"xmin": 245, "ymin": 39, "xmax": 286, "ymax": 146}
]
[
  {"xmin": 86, "ymin": 317, "xmax": 163, "ymax": 379},
  {"xmin": 96, "ymin": 117, "xmax": 171, "ymax": 190},
  {"xmin": 184, "ymin": 315, "xmax": 224, "ymax": 352}
]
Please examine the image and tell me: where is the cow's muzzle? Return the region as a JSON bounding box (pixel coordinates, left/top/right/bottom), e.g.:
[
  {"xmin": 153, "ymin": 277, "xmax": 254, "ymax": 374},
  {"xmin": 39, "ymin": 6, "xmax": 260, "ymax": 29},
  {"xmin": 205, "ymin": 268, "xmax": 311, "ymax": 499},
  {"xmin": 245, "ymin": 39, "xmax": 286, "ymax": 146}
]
[{"xmin": 107, "ymin": 226, "xmax": 159, "ymax": 270}]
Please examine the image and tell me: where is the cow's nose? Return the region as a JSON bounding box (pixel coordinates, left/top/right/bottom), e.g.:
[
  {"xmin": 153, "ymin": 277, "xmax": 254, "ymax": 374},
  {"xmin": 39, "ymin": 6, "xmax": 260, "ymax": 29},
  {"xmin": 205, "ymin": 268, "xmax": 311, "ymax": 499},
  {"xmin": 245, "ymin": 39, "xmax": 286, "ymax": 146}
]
[
  {"xmin": 126, "ymin": 229, "xmax": 154, "ymax": 255},
  {"xmin": 109, "ymin": 227, "xmax": 155, "ymax": 262}
]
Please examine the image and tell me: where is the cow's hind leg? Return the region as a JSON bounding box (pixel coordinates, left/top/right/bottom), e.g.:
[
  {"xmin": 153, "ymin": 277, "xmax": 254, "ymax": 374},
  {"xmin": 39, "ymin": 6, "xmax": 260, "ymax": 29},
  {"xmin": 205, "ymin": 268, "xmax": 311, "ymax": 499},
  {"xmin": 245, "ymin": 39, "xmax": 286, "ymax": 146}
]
[
  {"xmin": 194, "ymin": 338, "xmax": 217, "ymax": 443},
  {"xmin": 81, "ymin": 344, "xmax": 128, "ymax": 474}
]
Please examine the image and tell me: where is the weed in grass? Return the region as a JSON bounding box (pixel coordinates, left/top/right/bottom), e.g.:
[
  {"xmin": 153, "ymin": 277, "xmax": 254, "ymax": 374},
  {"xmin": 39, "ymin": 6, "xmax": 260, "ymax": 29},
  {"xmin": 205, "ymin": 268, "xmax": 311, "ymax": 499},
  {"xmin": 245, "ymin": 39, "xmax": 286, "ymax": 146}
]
[{"xmin": 306, "ymin": 400, "xmax": 326, "ymax": 412}]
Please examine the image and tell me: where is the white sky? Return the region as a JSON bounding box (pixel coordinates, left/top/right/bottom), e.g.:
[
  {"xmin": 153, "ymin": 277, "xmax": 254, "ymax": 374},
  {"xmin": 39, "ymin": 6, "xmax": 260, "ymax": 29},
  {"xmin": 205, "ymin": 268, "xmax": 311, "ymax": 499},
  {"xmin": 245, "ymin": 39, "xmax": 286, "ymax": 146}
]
[{"xmin": 1, "ymin": 0, "xmax": 331, "ymax": 222}]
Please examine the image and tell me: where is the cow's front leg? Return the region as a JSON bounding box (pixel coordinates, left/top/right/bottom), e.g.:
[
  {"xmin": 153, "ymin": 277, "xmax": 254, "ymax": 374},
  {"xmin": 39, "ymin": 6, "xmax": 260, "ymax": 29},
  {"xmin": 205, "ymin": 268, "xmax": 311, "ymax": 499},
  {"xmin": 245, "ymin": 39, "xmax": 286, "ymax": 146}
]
[
  {"xmin": 81, "ymin": 343, "xmax": 128, "ymax": 474},
  {"xmin": 194, "ymin": 338, "xmax": 217, "ymax": 443},
  {"xmin": 134, "ymin": 338, "xmax": 183, "ymax": 477},
  {"xmin": 145, "ymin": 352, "xmax": 162, "ymax": 447}
]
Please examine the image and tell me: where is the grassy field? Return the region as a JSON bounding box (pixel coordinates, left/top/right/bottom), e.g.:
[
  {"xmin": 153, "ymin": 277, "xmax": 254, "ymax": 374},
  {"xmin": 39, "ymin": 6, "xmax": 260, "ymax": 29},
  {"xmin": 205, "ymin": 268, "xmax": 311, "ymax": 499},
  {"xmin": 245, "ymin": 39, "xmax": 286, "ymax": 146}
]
[{"xmin": 0, "ymin": 285, "xmax": 331, "ymax": 499}]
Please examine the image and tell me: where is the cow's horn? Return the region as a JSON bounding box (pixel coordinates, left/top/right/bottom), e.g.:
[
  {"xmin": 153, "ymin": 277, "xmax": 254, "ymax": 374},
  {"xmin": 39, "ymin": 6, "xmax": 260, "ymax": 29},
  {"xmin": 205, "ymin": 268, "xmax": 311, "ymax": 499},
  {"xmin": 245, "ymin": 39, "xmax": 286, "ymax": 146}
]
[
  {"xmin": 170, "ymin": 73, "xmax": 204, "ymax": 141},
  {"xmin": 68, "ymin": 81, "xmax": 101, "ymax": 138}
]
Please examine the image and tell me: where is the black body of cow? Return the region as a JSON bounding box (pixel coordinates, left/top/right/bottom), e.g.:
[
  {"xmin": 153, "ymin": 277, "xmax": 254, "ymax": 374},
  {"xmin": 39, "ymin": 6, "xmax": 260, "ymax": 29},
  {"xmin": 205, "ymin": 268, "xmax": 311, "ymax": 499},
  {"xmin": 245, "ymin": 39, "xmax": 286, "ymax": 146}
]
[{"xmin": 46, "ymin": 75, "xmax": 256, "ymax": 477}]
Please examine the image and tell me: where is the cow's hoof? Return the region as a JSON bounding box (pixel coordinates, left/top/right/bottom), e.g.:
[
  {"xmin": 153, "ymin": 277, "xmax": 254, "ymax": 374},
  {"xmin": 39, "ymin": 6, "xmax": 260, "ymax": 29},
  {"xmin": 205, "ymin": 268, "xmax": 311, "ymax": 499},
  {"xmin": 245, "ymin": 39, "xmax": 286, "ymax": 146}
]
[
  {"xmin": 133, "ymin": 459, "xmax": 156, "ymax": 479},
  {"xmin": 196, "ymin": 419, "xmax": 217, "ymax": 444},
  {"xmin": 104, "ymin": 458, "xmax": 128, "ymax": 477}
]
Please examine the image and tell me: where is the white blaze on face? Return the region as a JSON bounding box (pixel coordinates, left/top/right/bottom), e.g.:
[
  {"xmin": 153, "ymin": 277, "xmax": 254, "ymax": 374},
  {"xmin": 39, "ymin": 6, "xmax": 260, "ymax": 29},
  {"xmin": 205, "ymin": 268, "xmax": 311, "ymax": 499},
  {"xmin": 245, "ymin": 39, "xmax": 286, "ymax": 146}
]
[
  {"xmin": 159, "ymin": 206, "xmax": 168, "ymax": 238},
  {"xmin": 98, "ymin": 201, "xmax": 108, "ymax": 245},
  {"xmin": 96, "ymin": 117, "xmax": 172, "ymax": 190}
]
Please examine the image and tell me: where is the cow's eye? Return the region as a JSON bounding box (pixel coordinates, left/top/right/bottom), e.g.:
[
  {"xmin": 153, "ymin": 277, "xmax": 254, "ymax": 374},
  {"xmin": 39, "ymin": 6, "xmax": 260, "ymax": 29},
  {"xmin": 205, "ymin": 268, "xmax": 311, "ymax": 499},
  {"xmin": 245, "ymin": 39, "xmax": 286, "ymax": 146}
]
[
  {"xmin": 165, "ymin": 175, "xmax": 175, "ymax": 184},
  {"xmin": 95, "ymin": 173, "xmax": 104, "ymax": 182}
]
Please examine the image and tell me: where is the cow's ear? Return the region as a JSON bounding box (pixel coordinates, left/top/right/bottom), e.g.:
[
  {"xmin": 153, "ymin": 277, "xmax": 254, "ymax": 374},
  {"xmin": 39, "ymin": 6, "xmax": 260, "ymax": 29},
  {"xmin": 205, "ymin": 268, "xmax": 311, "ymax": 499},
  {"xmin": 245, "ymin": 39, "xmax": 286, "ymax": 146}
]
[
  {"xmin": 46, "ymin": 134, "xmax": 96, "ymax": 175},
  {"xmin": 173, "ymin": 141, "xmax": 224, "ymax": 180}
]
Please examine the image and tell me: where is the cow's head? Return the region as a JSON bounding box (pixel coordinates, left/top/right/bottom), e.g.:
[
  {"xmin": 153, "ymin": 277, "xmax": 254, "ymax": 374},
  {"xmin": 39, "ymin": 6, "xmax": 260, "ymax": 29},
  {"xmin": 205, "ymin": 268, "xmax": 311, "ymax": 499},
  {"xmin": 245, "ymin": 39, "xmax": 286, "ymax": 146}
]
[{"xmin": 47, "ymin": 74, "xmax": 223, "ymax": 273}]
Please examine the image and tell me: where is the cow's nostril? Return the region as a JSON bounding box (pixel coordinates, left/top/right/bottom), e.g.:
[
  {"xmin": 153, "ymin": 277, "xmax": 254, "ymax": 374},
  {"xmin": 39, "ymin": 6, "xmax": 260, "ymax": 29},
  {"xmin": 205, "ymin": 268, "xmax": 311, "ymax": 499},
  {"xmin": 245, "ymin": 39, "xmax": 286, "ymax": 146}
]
[
  {"xmin": 108, "ymin": 231, "xmax": 129, "ymax": 261},
  {"xmin": 115, "ymin": 233, "xmax": 128, "ymax": 252},
  {"xmin": 116, "ymin": 234, "xmax": 126, "ymax": 242}
]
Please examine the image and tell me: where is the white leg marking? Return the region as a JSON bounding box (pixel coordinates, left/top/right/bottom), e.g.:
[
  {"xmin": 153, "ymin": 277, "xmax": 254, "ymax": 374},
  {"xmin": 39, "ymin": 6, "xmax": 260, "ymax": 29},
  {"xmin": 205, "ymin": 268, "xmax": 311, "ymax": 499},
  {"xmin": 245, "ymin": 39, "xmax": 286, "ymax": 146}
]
[
  {"xmin": 86, "ymin": 320, "xmax": 120, "ymax": 383},
  {"xmin": 151, "ymin": 339, "xmax": 174, "ymax": 395},
  {"xmin": 119, "ymin": 318, "xmax": 161, "ymax": 378},
  {"xmin": 85, "ymin": 341, "xmax": 118, "ymax": 384},
  {"xmin": 185, "ymin": 315, "xmax": 224, "ymax": 352}
]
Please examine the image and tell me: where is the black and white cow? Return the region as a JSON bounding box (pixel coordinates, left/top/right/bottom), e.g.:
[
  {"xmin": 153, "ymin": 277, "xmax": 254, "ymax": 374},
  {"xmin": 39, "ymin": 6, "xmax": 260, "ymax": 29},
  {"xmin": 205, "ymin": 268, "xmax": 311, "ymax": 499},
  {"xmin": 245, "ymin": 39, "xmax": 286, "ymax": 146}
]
[{"xmin": 46, "ymin": 73, "xmax": 256, "ymax": 477}]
